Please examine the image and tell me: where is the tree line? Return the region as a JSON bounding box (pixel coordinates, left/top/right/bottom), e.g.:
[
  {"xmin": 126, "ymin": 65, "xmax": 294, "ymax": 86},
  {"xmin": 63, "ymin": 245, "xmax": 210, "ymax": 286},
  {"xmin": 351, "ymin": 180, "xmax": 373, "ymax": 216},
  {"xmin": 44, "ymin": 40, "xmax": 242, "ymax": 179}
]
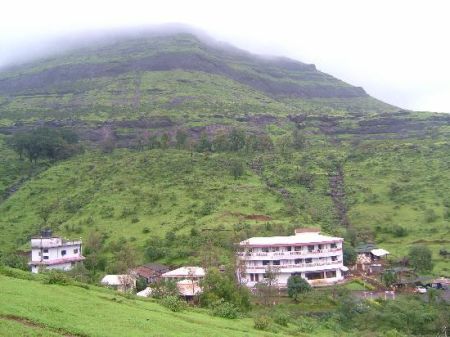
[{"xmin": 7, "ymin": 127, "xmax": 81, "ymax": 163}]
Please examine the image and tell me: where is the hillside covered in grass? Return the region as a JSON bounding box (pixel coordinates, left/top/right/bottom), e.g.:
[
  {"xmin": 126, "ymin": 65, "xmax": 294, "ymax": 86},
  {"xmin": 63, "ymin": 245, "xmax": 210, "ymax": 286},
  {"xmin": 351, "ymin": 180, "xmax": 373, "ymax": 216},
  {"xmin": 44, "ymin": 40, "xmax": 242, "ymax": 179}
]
[{"xmin": 0, "ymin": 30, "xmax": 449, "ymax": 278}]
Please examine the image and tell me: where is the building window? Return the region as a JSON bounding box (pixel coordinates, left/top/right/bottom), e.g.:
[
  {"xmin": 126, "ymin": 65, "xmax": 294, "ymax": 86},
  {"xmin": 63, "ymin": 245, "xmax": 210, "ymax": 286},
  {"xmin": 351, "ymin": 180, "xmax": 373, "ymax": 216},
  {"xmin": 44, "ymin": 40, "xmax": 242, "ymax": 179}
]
[
  {"xmin": 306, "ymin": 272, "xmax": 324, "ymax": 280},
  {"xmin": 308, "ymin": 245, "xmax": 314, "ymax": 252},
  {"xmin": 325, "ymin": 271, "xmax": 337, "ymax": 278},
  {"xmin": 331, "ymin": 256, "xmax": 338, "ymax": 261},
  {"xmin": 273, "ymin": 260, "xmax": 280, "ymax": 265},
  {"xmin": 262, "ymin": 247, "xmax": 269, "ymax": 253},
  {"xmin": 286, "ymin": 246, "xmax": 292, "ymax": 251},
  {"xmin": 331, "ymin": 243, "xmax": 337, "ymax": 249},
  {"xmin": 294, "ymin": 246, "xmax": 302, "ymax": 251},
  {"xmin": 43, "ymin": 249, "xmax": 48, "ymax": 253},
  {"xmin": 262, "ymin": 260, "xmax": 270, "ymax": 266},
  {"xmin": 43, "ymin": 256, "xmax": 49, "ymax": 260},
  {"xmin": 318, "ymin": 244, "xmax": 323, "ymax": 250},
  {"xmin": 61, "ymin": 250, "xmax": 66, "ymax": 256},
  {"xmin": 294, "ymin": 259, "xmax": 303, "ymax": 264},
  {"xmin": 250, "ymin": 274, "xmax": 254, "ymax": 282},
  {"xmin": 271, "ymin": 247, "xmax": 279, "ymax": 252},
  {"xmin": 305, "ymin": 258, "xmax": 312, "ymax": 264},
  {"xmin": 255, "ymin": 274, "xmax": 259, "ymax": 282},
  {"xmin": 74, "ymin": 249, "xmax": 78, "ymax": 254}
]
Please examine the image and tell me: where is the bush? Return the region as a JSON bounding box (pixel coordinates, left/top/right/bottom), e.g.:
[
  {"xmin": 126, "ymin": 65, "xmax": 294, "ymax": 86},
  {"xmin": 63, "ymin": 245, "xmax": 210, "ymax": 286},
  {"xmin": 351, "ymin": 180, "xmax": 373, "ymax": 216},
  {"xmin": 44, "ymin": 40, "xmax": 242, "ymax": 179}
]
[
  {"xmin": 210, "ymin": 299, "xmax": 240, "ymax": 319},
  {"xmin": 391, "ymin": 225, "xmax": 408, "ymax": 237},
  {"xmin": 43, "ymin": 270, "xmax": 71, "ymax": 285},
  {"xmin": 160, "ymin": 295, "xmax": 187, "ymax": 312},
  {"xmin": 272, "ymin": 311, "xmax": 290, "ymax": 327},
  {"xmin": 424, "ymin": 209, "xmax": 438, "ymax": 223},
  {"xmin": 254, "ymin": 314, "xmax": 271, "ymax": 330}
]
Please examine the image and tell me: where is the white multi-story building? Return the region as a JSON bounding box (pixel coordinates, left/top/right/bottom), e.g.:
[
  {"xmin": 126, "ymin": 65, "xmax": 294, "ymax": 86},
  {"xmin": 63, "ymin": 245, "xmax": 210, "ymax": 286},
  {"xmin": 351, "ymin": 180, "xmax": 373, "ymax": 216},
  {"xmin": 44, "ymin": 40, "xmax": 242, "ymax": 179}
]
[
  {"xmin": 29, "ymin": 230, "xmax": 85, "ymax": 273},
  {"xmin": 237, "ymin": 229, "xmax": 346, "ymax": 287}
]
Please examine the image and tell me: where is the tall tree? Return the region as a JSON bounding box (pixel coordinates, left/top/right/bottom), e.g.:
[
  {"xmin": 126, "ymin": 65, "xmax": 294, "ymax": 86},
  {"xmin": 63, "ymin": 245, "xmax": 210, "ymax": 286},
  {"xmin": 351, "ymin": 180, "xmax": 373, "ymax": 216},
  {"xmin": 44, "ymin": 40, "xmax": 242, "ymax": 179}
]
[{"xmin": 408, "ymin": 245, "xmax": 433, "ymax": 273}]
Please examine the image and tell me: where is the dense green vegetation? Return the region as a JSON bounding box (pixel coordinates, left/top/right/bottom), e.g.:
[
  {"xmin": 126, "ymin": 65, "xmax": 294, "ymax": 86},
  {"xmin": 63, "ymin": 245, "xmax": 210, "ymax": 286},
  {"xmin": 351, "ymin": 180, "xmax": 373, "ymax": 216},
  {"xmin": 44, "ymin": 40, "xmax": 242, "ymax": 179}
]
[
  {"xmin": 0, "ymin": 31, "xmax": 449, "ymax": 336},
  {"xmin": 0, "ymin": 267, "xmax": 448, "ymax": 337}
]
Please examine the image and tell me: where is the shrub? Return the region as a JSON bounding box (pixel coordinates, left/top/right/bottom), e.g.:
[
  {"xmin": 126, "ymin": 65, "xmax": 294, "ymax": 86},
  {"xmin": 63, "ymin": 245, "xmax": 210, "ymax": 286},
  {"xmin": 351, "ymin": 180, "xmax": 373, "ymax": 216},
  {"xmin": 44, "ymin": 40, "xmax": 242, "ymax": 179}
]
[
  {"xmin": 424, "ymin": 209, "xmax": 438, "ymax": 223},
  {"xmin": 43, "ymin": 270, "xmax": 71, "ymax": 285},
  {"xmin": 160, "ymin": 295, "xmax": 187, "ymax": 312},
  {"xmin": 391, "ymin": 225, "xmax": 408, "ymax": 238},
  {"xmin": 210, "ymin": 299, "xmax": 240, "ymax": 319},
  {"xmin": 254, "ymin": 314, "xmax": 271, "ymax": 330},
  {"xmin": 272, "ymin": 311, "xmax": 290, "ymax": 327}
]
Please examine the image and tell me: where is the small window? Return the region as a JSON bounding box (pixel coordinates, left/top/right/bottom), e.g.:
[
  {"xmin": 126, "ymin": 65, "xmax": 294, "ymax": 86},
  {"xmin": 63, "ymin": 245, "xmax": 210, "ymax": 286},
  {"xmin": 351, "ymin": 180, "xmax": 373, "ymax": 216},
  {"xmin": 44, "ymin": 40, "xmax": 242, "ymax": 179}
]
[
  {"xmin": 331, "ymin": 256, "xmax": 338, "ymax": 261},
  {"xmin": 262, "ymin": 247, "xmax": 269, "ymax": 253},
  {"xmin": 308, "ymin": 245, "xmax": 314, "ymax": 252},
  {"xmin": 273, "ymin": 260, "xmax": 280, "ymax": 265},
  {"xmin": 73, "ymin": 249, "xmax": 78, "ymax": 254},
  {"xmin": 305, "ymin": 258, "xmax": 312, "ymax": 264},
  {"xmin": 262, "ymin": 260, "xmax": 270, "ymax": 266},
  {"xmin": 294, "ymin": 259, "xmax": 303, "ymax": 264},
  {"xmin": 61, "ymin": 250, "xmax": 66, "ymax": 256},
  {"xmin": 294, "ymin": 246, "xmax": 302, "ymax": 251},
  {"xmin": 318, "ymin": 244, "xmax": 323, "ymax": 250},
  {"xmin": 286, "ymin": 246, "xmax": 292, "ymax": 251},
  {"xmin": 43, "ymin": 249, "xmax": 48, "ymax": 253},
  {"xmin": 43, "ymin": 256, "xmax": 49, "ymax": 260},
  {"xmin": 331, "ymin": 243, "xmax": 337, "ymax": 249}
]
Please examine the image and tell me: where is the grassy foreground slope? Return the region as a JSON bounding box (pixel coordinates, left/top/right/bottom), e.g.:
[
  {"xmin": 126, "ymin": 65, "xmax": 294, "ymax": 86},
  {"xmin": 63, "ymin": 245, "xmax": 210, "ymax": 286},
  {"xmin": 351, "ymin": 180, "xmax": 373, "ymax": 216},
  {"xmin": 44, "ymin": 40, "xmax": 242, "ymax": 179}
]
[{"xmin": 0, "ymin": 271, "xmax": 345, "ymax": 337}]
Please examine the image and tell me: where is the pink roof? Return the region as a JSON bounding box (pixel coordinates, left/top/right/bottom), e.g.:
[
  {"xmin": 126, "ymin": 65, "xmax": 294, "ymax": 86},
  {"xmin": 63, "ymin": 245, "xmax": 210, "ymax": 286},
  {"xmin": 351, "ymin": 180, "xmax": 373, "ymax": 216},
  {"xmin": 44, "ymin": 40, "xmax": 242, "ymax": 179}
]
[{"xmin": 29, "ymin": 256, "xmax": 85, "ymax": 266}]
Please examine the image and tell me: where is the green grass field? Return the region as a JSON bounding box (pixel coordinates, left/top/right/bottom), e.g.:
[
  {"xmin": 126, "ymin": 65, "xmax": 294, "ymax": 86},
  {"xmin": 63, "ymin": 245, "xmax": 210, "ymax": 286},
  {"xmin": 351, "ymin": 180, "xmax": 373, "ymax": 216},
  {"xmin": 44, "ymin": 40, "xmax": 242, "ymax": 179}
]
[{"xmin": 0, "ymin": 271, "xmax": 348, "ymax": 337}]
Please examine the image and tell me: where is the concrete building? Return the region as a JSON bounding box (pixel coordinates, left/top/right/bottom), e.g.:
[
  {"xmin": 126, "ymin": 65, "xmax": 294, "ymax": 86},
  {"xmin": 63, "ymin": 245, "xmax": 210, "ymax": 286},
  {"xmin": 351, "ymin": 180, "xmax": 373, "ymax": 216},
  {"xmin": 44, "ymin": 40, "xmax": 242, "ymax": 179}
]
[
  {"xmin": 237, "ymin": 228, "xmax": 346, "ymax": 287},
  {"xmin": 29, "ymin": 229, "xmax": 85, "ymax": 273}
]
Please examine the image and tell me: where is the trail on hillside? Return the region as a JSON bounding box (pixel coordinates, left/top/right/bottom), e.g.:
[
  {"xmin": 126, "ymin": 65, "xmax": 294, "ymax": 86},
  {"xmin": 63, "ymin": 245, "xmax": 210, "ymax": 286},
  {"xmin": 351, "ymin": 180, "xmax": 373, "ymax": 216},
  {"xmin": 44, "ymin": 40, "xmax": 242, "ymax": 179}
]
[{"xmin": 329, "ymin": 165, "xmax": 350, "ymax": 227}]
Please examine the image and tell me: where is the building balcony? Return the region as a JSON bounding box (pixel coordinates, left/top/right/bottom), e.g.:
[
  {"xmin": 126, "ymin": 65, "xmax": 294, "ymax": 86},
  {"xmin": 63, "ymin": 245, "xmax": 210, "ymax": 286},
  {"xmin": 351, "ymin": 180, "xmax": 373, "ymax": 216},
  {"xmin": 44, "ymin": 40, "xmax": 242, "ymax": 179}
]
[
  {"xmin": 244, "ymin": 260, "xmax": 343, "ymax": 272},
  {"xmin": 29, "ymin": 256, "xmax": 85, "ymax": 266},
  {"xmin": 237, "ymin": 248, "xmax": 342, "ymax": 260},
  {"xmin": 31, "ymin": 239, "xmax": 82, "ymax": 249}
]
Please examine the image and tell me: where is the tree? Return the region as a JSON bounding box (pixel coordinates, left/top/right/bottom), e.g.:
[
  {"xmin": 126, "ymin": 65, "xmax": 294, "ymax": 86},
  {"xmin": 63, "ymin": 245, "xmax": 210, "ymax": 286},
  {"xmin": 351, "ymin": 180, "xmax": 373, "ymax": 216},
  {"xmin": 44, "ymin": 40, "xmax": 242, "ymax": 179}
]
[
  {"xmin": 160, "ymin": 133, "xmax": 170, "ymax": 149},
  {"xmin": 287, "ymin": 275, "xmax": 311, "ymax": 302},
  {"xmin": 255, "ymin": 265, "xmax": 280, "ymax": 306},
  {"xmin": 228, "ymin": 128, "xmax": 246, "ymax": 152},
  {"xmin": 200, "ymin": 267, "xmax": 251, "ymax": 312},
  {"xmin": 292, "ymin": 129, "xmax": 306, "ymax": 150},
  {"xmin": 343, "ymin": 244, "xmax": 357, "ymax": 266},
  {"xmin": 175, "ymin": 129, "xmax": 188, "ymax": 149},
  {"xmin": 150, "ymin": 279, "xmax": 178, "ymax": 298},
  {"xmin": 7, "ymin": 127, "xmax": 80, "ymax": 163},
  {"xmin": 408, "ymin": 245, "xmax": 433, "ymax": 273},
  {"xmin": 381, "ymin": 270, "xmax": 397, "ymax": 288},
  {"xmin": 196, "ymin": 133, "xmax": 211, "ymax": 152},
  {"xmin": 229, "ymin": 159, "xmax": 245, "ymax": 180}
]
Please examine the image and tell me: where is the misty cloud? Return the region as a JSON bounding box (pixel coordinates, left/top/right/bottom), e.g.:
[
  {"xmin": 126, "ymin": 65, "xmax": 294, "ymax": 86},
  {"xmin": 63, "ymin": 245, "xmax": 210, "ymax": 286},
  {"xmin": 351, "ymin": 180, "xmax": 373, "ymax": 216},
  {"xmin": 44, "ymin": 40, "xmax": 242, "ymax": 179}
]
[{"xmin": 1, "ymin": 0, "xmax": 449, "ymax": 112}]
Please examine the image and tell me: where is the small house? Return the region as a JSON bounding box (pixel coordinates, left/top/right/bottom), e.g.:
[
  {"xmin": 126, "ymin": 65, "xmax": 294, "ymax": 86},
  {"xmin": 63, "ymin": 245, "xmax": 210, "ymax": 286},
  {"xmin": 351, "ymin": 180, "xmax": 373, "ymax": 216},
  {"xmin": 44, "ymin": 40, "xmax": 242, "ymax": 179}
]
[
  {"xmin": 162, "ymin": 266, "xmax": 205, "ymax": 282},
  {"xmin": 29, "ymin": 229, "xmax": 85, "ymax": 273},
  {"xmin": 132, "ymin": 263, "xmax": 170, "ymax": 284},
  {"xmin": 101, "ymin": 274, "xmax": 136, "ymax": 292}
]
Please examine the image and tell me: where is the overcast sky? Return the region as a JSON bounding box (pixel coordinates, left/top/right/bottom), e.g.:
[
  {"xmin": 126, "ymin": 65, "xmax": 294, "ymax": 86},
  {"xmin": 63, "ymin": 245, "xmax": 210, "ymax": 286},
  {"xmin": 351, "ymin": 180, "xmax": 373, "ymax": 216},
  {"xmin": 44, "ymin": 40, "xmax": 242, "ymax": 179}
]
[{"xmin": 1, "ymin": 0, "xmax": 449, "ymax": 112}]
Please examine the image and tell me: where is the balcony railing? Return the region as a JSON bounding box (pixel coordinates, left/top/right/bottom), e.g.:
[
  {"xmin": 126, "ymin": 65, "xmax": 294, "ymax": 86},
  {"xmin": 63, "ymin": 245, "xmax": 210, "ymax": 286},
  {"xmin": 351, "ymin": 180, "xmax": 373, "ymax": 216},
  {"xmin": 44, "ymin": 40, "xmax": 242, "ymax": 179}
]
[
  {"xmin": 237, "ymin": 248, "xmax": 342, "ymax": 258},
  {"xmin": 245, "ymin": 260, "xmax": 342, "ymax": 270}
]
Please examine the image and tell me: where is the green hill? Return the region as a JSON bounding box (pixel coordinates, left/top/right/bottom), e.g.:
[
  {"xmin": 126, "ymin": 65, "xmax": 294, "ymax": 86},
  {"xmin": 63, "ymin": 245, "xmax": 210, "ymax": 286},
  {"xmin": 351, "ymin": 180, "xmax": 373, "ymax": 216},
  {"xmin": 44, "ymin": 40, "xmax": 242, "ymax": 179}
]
[
  {"xmin": 0, "ymin": 270, "xmax": 291, "ymax": 337},
  {"xmin": 0, "ymin": 31, "xmax": 449, "ymax": 277}
]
